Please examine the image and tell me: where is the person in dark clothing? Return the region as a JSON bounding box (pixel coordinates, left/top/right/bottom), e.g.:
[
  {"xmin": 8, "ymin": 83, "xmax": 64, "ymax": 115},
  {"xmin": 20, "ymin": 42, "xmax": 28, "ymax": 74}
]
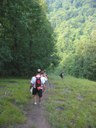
[{"xmin": 59, "ymin": 72, "xmax": 64, "ymax": 79}]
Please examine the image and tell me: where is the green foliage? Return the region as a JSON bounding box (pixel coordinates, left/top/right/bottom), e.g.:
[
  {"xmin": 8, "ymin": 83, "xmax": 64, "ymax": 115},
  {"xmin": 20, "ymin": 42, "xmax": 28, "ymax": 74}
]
[
  {"xmin": 46, "ymin": 0, "xmax": 96, "ymax": 80},
  {"xmin": 0, "ymin": 0, "xmax": 57, "ymax": 77}
]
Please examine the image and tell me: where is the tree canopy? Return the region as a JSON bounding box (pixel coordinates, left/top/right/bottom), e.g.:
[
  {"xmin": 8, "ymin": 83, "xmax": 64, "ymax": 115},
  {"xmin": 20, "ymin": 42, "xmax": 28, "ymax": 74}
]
[
  {"xmin": 46, "ymin": 0, "xmax": 96, "ymax": 80},
  {"xmin": 0, "ymin": 0, "xmax": 57, "ymax": 77}
]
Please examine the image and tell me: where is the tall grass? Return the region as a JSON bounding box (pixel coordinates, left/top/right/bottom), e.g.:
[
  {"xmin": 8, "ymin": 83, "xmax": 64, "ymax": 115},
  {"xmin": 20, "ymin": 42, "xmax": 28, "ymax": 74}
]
[
  {"xmin": 45, "ymin": 75, "xmax": 96, "ymax": 128},
  {"xmin": 0, "ymin": 78, "xmax": 30, "ymax": 128}
]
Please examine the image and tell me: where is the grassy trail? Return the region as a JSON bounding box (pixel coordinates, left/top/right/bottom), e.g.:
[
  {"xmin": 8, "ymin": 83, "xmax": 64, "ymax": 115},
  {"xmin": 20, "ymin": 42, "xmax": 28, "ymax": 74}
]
[
  {"xmin": 0, "ymin": 76, "xmax": 96, "ymax": 128},
  {"xmin": 0, "ymin": 78, "xmax": 51, "ymax": 128},
  {"xmin": 17, "ymin": 95, "xmax": 50, "ymax": 128}
]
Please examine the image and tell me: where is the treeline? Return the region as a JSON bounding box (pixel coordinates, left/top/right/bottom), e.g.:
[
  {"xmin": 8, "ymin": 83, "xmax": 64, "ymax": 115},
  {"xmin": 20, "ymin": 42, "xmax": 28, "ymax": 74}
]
[
  {"xmin": 46, "ymin": 0, "xmax": 96, "ymax": 80},
  {"xmin": 0, "ymin": 0, "xmax": 57, "ymax": 77}
]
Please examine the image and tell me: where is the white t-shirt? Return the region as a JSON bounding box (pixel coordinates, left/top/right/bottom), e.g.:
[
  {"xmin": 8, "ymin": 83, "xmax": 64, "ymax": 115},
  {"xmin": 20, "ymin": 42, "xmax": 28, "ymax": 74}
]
[{"xmin": 41, "ymin": 74, "xmax": 48, "ymax": 82}]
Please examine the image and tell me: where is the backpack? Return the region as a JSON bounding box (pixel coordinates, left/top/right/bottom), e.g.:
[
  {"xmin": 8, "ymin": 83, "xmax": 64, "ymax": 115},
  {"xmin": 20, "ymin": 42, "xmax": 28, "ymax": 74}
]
[{"xmin": 36, "ymin": 77, "xmax": 41, "ymax": 89}]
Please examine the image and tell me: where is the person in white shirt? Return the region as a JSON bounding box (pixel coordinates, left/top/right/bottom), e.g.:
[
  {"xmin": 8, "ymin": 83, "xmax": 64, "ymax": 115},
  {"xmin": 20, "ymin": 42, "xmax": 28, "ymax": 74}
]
[{"xmin": 30, "ymin": 69, "xmax": 46, "ymax": 105}]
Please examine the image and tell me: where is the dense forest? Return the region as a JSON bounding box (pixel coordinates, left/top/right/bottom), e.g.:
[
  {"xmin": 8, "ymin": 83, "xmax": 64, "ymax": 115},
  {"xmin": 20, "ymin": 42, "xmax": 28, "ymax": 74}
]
[
  {"xmin": 0, "ymin": 0, "xmax": 57, "ymax": 77},
  {"xmin": 0, "ymin": 0, "xmax": 96, "ymax": 80},
  {"xmin": 46, "ymin": 0, "xmax": 96, "ymax": 80}
]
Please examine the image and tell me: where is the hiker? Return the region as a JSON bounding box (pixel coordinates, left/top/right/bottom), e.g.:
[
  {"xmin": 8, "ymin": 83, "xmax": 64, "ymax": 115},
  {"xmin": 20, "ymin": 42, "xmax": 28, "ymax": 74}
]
[
  {"xmin": 41, "ymin": 69, "xmax": 48, "ymax": 82},
  {"xmin": 40, "ymin": 69, "xmax": 48, "ymax": 91},
  {"xmin": 30, "ymin": 69, "xmax": 46, "ymax": 105},
  {"xmin": 59, "ymin": 72, "xmax": 64, "ymax": 79}
]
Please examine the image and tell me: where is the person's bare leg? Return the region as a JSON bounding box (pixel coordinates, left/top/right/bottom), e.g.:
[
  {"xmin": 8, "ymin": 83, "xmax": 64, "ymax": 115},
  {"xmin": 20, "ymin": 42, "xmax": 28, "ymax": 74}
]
[{"xmin": 33, "ymin": 95, "xmax": 37, "ymax": 104}]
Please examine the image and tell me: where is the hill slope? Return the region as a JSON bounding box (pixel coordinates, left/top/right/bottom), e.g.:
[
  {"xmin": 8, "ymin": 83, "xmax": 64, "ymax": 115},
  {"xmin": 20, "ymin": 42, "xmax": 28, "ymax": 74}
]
[{"xmin": 46, "ymin": 0, "xmax": 96, "ymax": 80}]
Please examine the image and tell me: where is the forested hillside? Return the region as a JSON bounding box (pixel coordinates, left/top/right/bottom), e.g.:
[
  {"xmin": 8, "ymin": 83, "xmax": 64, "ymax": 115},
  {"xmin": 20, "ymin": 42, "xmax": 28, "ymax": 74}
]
[
  {"xmin": 46, "ymin": 0, "xmax": 96, "ymax": 80},
  {"xmin": 0, "ymin": 0, "xmax": 96, "ymax": 80},
  {"xmin": 0, "ymin": 0, "xmax": 57, "ymax": 77}
]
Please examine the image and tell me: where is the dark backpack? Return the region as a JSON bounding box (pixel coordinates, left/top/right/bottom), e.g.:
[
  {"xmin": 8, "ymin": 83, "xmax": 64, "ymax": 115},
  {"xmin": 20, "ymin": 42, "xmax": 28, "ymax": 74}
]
[{"xmin": 36, "ymin": 77, "xmax": 41, "ymax": 89}]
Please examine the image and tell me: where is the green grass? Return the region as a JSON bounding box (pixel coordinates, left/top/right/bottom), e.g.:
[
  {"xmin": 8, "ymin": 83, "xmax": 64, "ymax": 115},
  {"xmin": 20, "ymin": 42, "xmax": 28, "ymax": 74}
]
[
  {"xmin": 0, "ymin": 78, "xmax": 30, "ymax": 128},
  {"xmin": 45, "ymin": 75, "xmax": 96, "ymax": 128},
  {"xmin": 0, "ymin": 76, "xmax": 96, "ymax": 128}
]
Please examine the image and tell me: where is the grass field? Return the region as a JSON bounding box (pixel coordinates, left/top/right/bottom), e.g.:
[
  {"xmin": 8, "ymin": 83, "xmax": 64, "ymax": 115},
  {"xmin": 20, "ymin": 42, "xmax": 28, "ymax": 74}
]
[
  {"xmin": 45, "ymin": 75, "xmax": 96, "ymax": 128},
  {"xmin": 0, "ymin": 78, "xmax": 30, "ymax": 128},
  {"xmin": 0, "ymin": 76, "xmax": 96, "ymax": 128}
]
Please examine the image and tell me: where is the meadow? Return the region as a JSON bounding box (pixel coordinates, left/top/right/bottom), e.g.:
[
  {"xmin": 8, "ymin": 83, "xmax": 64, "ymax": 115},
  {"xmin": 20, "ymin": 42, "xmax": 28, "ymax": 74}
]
[
  {"xmin": 46, "ymin": 75, "xmax": 96, "ymax": 128},
  {"xmin": 0, "ymin": 78, "xmax": 30, "ymax": 128},
  {"xmin": 0, "ymin": 75, "xmax": 96, "ymax": 128}
]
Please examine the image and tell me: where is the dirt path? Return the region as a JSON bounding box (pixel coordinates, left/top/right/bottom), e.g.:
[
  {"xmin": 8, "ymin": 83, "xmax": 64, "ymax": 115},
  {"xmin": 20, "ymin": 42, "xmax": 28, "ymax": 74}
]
[{"xmin": 17, "ymin": 83, "xmax": 51, "ymax": 128}]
